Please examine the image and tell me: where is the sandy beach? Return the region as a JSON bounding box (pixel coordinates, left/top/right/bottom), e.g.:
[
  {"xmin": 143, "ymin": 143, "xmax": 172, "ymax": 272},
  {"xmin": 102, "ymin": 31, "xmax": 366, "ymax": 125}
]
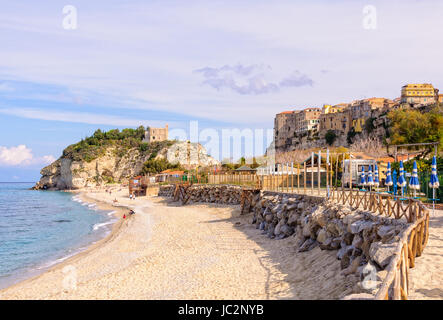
[
  {"xmin": 0, "ymin": 186, "xmax": 441, "ymax": 300},
  {"xmin": 0, "ymin": 186, "xmax": 354, "ymax": 300}
]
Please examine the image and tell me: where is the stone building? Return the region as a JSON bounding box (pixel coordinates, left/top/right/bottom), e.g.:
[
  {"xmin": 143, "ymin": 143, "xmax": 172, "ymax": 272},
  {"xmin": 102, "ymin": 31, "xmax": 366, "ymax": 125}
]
[
  {"xmin": 348, "ymin": 98, "xmax": 393, "ymax": 133},
  {"xmin": 295, "ymin": 107, "xmax": 321, "ymax": 134},
  {"xmin": 143, "ymin": 124, "xmax": 168, "ymax": 143},
  {"xmin": 273, "ymin": 107, "xmax": 321, "ymax": 151},
  {"xmin": 400, "ymin": 83, "xmax": 439, "ymax": 105},
  {"xmin": 274, "ymin": 111, "xmax": 297, "ymax": 149}
]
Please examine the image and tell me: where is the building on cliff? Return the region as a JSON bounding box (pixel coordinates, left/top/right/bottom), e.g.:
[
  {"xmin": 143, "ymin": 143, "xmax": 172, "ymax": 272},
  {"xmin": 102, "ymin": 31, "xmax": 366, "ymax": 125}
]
[
  {"xmin": 400, "ymin": 83, "xmax": 439, "ymax": 106},
  {"xmin": 274, "ymin": 107, "xmax": 321, "ymax": 150},
  {"xmin": 143, "ymin": 124, "xmax": 168, "ymax": 143}
]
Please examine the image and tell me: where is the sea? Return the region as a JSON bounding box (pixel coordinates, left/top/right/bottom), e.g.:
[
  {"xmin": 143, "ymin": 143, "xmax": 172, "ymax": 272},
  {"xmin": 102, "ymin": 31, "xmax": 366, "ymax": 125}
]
[{"xmin": 0, "ymin": 182, "xmax": 117, "ymax": 289}]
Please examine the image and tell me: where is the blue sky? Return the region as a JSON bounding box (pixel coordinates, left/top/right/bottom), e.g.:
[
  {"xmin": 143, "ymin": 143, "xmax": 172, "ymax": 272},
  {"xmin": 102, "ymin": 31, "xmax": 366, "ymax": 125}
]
[{"xmin": 1, "ymin": 0, "xmax": 443, "ymax": 181}]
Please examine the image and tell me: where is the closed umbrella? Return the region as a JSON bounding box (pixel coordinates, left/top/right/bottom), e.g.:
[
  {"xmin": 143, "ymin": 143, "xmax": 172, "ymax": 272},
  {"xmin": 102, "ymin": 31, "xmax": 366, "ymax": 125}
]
[
  {"xmin": 429, "ymin": 156, "xmax": 440, "ymax": 213},
  {"xmin": 397, "ymin": 161, "xmax": 407, "ymax": 197},
  {"xmin": 385, "ymin": 162, "xmax": 393, "ymax": 193},
  {"xmin": 366, "ymin": 165, "xmax": 374, "ymax": 191},
  {"xmin": 409, "ymin": 161, "xmax": 420, "ymax": 198},
  {"xmin": 359, "ymin": 166, "xmax": 366, "ymax": 189},
  {"xmin": 374, "ymin": 164, "xmax": 380, "ymax": 190}
]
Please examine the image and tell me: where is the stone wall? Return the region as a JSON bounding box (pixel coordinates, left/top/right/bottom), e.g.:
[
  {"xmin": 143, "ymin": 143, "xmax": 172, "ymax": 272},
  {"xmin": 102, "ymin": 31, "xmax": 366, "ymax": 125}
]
[
  {"xmin": 158, "ymin": 184, "xmax": 243, "ymax": 204},
  {"xmin": 158, "ymin": 184, "xmax": 409, "ymax": 298}
]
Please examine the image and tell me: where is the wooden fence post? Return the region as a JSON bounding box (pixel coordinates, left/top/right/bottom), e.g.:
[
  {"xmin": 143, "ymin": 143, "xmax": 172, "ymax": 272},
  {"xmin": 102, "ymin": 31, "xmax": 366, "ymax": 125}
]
[
  {"xmin": 297, "ymin": 163, "xmax": 300, "ymax": 194},
  {"xmin": 318, "ymin": 150, "xmax": 321, "ymax": 196},
  {"xmin": 311, "ymin": 152, "xmax": 314, "ymax": 195}
]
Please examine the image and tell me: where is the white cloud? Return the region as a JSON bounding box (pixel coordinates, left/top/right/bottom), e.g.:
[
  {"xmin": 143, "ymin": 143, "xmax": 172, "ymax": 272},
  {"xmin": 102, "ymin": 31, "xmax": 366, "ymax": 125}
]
[
  {"xmin": 194, "ymin": 64, "xmax": 313, "ymax": 95},
  {"xmin": 0, "ymin": 144, "xmax": 55, "ymax": 167}
]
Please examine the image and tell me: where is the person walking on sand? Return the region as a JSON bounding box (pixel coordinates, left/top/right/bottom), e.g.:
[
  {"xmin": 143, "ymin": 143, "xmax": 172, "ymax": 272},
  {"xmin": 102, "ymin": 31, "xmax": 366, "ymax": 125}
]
[{"xmin": 129, "ymin": 194, "xmax": 133, "ymax": 200}]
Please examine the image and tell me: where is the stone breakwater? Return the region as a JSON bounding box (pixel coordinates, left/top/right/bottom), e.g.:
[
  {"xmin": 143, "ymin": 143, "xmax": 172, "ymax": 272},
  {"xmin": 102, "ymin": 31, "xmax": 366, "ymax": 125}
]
[{"xmin": 159, "ymin": 184, "xmax": 410, "ymax": 298}]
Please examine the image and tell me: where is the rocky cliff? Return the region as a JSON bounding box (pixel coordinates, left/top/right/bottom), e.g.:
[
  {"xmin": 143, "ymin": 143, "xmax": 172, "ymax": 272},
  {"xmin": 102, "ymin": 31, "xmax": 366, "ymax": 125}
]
[{"xmin": 33, "ymin": 140, "xmax": 219, "ymax": 190}]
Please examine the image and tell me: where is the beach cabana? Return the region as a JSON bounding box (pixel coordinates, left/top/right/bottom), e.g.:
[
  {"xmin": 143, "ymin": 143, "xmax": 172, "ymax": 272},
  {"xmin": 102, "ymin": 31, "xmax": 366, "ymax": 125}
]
[{"xmin": 235, "ymin": 165, "xmax": 256, "ymax": 173}]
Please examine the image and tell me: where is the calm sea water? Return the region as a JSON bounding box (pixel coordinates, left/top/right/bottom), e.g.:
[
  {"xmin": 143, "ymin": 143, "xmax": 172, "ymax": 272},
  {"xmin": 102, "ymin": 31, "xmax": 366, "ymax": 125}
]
[{"xmin": 0, "ymin": 182, "xmax": 116, "ymax": 289}]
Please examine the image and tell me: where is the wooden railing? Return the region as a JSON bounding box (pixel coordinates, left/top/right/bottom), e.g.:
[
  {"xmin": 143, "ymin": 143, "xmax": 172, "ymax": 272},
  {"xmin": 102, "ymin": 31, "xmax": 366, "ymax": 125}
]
[
  {"xmin": 332, "ymin": 189, "xmax": 427, "ymax": 223},
  {"xmin": 331, "ymin": 187, "xmax": 429, "ymax": 300}
]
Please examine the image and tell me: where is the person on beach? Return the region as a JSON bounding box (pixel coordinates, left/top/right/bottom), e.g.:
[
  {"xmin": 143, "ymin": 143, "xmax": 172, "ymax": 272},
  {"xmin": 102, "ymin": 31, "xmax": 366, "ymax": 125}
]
[{"xmin": 129, "ymin": 194, "xmax": 133, "ymax": 200}]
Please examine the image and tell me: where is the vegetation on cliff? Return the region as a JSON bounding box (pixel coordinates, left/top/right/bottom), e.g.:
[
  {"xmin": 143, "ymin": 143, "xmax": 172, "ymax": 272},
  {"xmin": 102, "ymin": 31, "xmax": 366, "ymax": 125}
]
[
  {"xmin": 141, "ymin": 158, "xmax": 183, "ymax": 174},
  {"xmin": 62, "ymin": 126, "xmax": 174, "ymax": 162},
  {"xmin": 388, "ymin": 106, "xmax": 443, "ymax": 148}
]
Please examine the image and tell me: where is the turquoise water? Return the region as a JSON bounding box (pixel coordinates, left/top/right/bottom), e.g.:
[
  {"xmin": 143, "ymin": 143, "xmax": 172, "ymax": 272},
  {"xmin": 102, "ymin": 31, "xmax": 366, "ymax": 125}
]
[{"xmin": 0, "ymin": 183, "xmax": 116, "ymax": 289}]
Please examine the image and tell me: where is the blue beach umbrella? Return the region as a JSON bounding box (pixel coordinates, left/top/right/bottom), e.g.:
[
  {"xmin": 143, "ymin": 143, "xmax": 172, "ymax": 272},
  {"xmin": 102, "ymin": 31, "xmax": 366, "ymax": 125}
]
[
  {"xmin": 397, "ymin": 161, "xmax": 407, "ymax": 196},
  {"xmin": 373, "ymin": 164, "xmax": 380, "ymax": 188},
  {"xmin": 385, "ymin": 162, "xmax": 393, "ymax": 187},
  {"xmin": 359, "ymin": 166, "xmax": 366, "ymax": 187},
  {"xmin": 429, "ymin": 156, "xmax": 440, "ymax": 189},
  {"xmin": 366, "ymin": 165, "xmax": 374, "ymax": 190},
  {"xmin": 429, "ymin": 156, "xmax": 440, "ymax": 213},
  {"xmin": 409, "ymin": 161, "xmax": 420, "ymax": 197}
]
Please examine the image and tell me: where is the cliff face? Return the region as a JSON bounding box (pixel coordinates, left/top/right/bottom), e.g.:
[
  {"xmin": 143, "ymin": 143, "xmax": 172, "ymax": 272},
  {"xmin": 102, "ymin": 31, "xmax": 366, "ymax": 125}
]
[
  {"xmin": 33, "ymin": 147, "xmax": 150, "ymax": 190},
  {"xmin": 33, "ymin": 141, "xmax": 220, "ymax": 190}
]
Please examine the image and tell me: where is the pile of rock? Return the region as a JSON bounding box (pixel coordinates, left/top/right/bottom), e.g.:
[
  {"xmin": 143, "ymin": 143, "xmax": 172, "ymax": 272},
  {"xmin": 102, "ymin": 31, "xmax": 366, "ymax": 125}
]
[
  {"xmin": 249, "ymin": 192, "xmax": 408, "ymax": 296},
  {"xmin": 158, "ymin": 184, "xmax": 243, "ymax": 204},
  {"xmin": 158, "ymin": 185, "xmax": 175, "ymax": 197},
  {"xmin": 158, "ymin": 184, "xmax": 410, "ymax": 298}
]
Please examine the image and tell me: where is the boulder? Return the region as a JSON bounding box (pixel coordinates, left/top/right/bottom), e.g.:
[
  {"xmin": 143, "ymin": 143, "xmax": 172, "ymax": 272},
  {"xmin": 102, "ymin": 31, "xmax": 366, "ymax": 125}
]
[
  {"xmin": 369, "ymin": 241, "xmax": 398, "ymax": 269},
  {"xmin": 316, "ymin": 229, "xmax": 328, "ymax": 244},
  {"xmin": 299, "ymin": 238, "xmax": 316, "ymax": 252},
  {"xmin": 352, "ymin": 234, "xmax": 363, "ymax": 249},
  {"xmin": 350, "ymin": 220, "xmax": 375, "ymax": 234},
  {"xmin": 311, "ymin": 207, "xmax": 327, "ymax": 227}
]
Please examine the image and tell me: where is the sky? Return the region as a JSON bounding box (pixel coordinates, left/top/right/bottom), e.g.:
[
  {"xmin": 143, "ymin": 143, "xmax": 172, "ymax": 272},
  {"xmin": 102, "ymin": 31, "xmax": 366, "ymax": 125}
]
[{"xmin": 1, "ymin": 0, "xmax": 443, "ymax": 181}]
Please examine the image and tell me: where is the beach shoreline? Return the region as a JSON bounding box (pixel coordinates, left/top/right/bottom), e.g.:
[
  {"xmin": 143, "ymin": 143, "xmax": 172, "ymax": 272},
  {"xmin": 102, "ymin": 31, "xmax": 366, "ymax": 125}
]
[
  {"xmin": 0, "ymin": 186, "xmax": 132, "ymax": 295},
  {"xmin": 1, "ymin": 185, "xmax": 441, "ymax": 300},
  {"xmin": 0, "ymin": 186, "xmax": 356, "ymax": 300}
]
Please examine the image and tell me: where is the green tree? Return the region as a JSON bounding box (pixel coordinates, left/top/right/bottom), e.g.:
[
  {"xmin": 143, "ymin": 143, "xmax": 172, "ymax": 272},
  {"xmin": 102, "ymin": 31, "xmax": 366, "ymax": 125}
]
[
  {"xmin": 388, "ymin": 107, "xmax": 443, "ymax": 148},
  {"xmin": 141, "ymin": 158, "xmax": 182, "ymax": 175},
  {"xmin": 325, "ymin": 130, "xmax": 337, "ymax": 146}
]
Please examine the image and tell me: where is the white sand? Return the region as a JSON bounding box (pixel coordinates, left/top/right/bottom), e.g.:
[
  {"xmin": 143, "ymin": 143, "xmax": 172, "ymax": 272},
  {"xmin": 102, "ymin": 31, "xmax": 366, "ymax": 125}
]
[{"xmin": 407, "ymin": 209, "xmax": 443, "ymax": 300}]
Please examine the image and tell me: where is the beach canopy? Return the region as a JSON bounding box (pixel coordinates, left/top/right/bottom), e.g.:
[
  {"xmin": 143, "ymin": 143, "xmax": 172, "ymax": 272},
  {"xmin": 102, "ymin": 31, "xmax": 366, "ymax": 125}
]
[
  {"xmin": 397, "ymin": 161, "xmax": 407, "ymax": 187},
  {"xmin": 409, "ymin": 161, "xmax": 420, "ymax": 190},
  {"xmin": 359, "ymin": 166, "xmax": 366, "ymax": 186},
  {"xmin": 429, "ymin": 156, "xmax": 440, "ymax": 189},
  {"xmin": 385, "ymin": 162, "xmax": 393, "ymax": 186},
  {"xmin": 366, "ymin": 165, "xmax": 374, "ymax": 186},
  {"xmin": 373, "ymin": 164, "xmax": 380, "ymax": 187}
]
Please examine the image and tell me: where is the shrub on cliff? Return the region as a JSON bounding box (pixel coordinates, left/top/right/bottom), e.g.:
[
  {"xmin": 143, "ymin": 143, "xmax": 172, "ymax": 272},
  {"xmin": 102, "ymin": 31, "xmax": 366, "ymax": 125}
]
[
  {"xmin": 141, "ymin": 158, "xmax": 182, "ymax": 174},
  {"xmin": 325, "ymin": 130, "xmax": 337, "ymax": 146},
  {"xmin": 62, "ymin": 126, "xmax": 174, "ymax": 163}
]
